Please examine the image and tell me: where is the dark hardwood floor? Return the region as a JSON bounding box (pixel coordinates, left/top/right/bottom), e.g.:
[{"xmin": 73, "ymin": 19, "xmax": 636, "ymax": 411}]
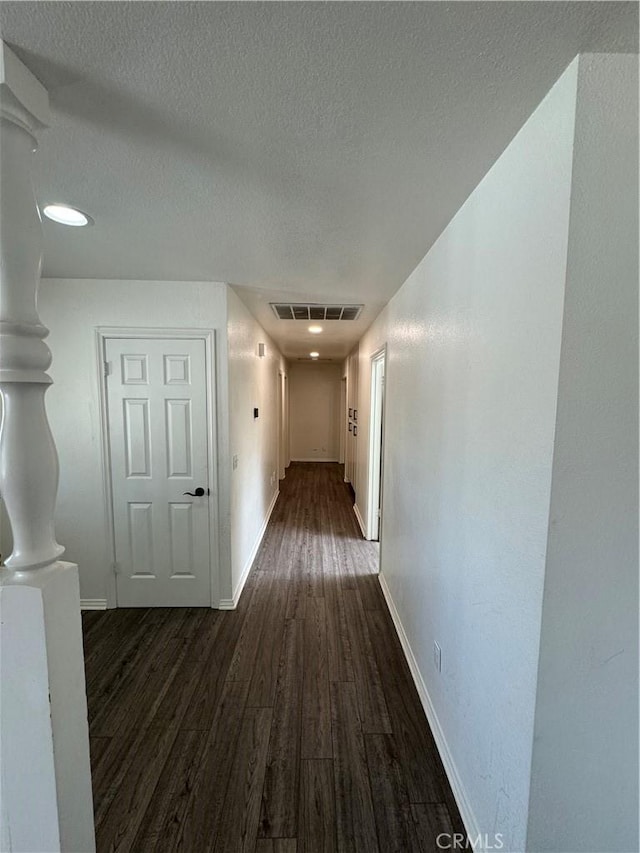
[{"xmin": 82, "ymin": 462, "xmax": 465, "ymax": 853}]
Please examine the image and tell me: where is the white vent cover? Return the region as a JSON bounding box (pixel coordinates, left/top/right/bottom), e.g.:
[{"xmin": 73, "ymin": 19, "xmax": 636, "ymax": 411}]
[{"xmin": 271, "ymin": 303, "xmax": 363, "ymax": 321}]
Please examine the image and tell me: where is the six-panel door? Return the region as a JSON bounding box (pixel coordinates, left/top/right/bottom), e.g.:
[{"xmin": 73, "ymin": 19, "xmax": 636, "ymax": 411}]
[{"xmin": 105, "ymin": 337, "xmax": 211, "ymax": 606}]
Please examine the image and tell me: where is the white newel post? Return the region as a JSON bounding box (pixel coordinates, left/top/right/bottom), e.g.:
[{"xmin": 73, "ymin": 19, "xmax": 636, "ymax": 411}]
[{"xmin": 0, "ymin": 44, "xmax": 96, "ymax": 853}]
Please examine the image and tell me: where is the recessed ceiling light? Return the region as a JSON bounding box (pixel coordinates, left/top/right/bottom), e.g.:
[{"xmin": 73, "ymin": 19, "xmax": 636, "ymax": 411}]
[
  {"xmin": 308, "ymin": 325, "xmax": 323, "ymax": 334},
  {"xmin": 310, "ymin": 351, "xmax": 319, "ymax": 358},
  {"xmin": 42, "ymin": 204, "xmax": 93, "ymax": 227}
]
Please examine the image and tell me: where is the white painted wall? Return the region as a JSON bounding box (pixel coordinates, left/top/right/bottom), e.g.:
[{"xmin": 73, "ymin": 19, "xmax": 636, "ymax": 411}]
[
  {"xmin": 354, "ymin": 63, "xmax": 579, "ymax": 850},
  {"xmin": 289, "ymin": 362, "xmax": 342, "ymax": 462},
  {"xmin": 37, "ymin": 279, "xmax": 230, "ymax": 605},
  {"xmin": 227, "ymin": 288, "xmax": 286, "ymax": 603},
  {"xmin": 339, "ymin": 376, "xmax": 346, "ymax": 465},
  {"xmin": 344, "ymin": 348, "xmax": 359, "ymax": 484},
  {"xmin": 527, "ymin": 54, "xmax": 639, "ymax": 853},
  {"xmin": 27, "ymin": 278, "xmax": 284, "ymax": 608}
]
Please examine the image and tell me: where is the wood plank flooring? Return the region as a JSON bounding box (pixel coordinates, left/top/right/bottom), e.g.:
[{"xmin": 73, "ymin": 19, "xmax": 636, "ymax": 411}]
[{"xmin": 83, "ymin": 462, "xmax": 465, "ymax": 853}]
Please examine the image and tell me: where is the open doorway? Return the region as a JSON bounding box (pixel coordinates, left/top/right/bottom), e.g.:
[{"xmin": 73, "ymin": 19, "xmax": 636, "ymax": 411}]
[
  {"xmin": 277, "ymin": 370, "xmax": 288, "ymax": 481},
  {"xmin": 367, "ymin": 348, "xmax": 386, "ymax": 542}
]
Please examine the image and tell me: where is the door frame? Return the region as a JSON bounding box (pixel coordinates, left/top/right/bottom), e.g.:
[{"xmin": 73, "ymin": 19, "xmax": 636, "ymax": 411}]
[
  {"xmin": 284, "ymin": 373, "xmax": 290, "ymax": 469},
  {"xmin": 95, "ymin": 326, "xmax": 220, "ymax": 609},
  {"xmin": 277, "ymin": 369, "xmax": 286, "ymax": 481},
  {"xmin": 366, "ymin": 346, "xmax": 387, "ymax": 542}
]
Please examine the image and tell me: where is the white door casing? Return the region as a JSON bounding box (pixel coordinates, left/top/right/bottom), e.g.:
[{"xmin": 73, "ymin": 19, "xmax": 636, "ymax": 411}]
[
  {"xmin": 367, "ymin": 348, "xmax": 386, "ymax": 542},
  {"xmin": 104, "ymin": 336, "xmax": 213, "ymax": 606}
]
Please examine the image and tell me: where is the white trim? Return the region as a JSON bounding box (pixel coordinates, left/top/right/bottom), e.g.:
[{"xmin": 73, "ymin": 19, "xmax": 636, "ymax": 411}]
[
  {"xmin": 366, "ymin": 347, "xmax": 386, "ymax": 541},
  {"xmin": 219, "ymin": 488, "xmax": 279, "ymax": 610},
  {"xmin": 291, "ymin": 458, "xmax": 339, "ymax": 463},
  {"xmin": 80, "ymin": 599, "xmax": 107, "ymax": 611},
  {"xmin": 95, "ymin": 331, "xmax": 118, "ymax": 609},
  {"xmin": 377, "ymin": 572, "xmax": 483, "ymax": 850},
  {"xmin": 353, "ymin": 502, "xmax": 366, "ymax": 538},
  {"xmin": 95, "ymin": 326, "xmax": 221, "ymax": 609}
]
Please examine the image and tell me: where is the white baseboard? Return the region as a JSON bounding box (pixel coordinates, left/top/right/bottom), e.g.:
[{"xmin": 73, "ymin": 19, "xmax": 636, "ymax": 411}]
[
  {"xmin": 353, "ymin": 502, "xmax": 367, "ymax": 538},
  {"xmin": 377, "ymin": 572, "xmax": 482, "ymax": 850},
  {"xmin": 291, "ymin": 458, "xmax": 339, "ymax": 463},
  {"xmin": 80, "ymin": 599, "xmax": 107, "ymax": 610},
  {"xmin": 219, "ymin": 488, "xmax": 279, "ymax": 610}
]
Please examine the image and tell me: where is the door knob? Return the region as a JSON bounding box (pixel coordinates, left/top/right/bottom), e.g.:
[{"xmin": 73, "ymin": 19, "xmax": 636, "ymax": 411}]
[{"xmin": 183, "ymin": 487, "xmax": 208, "ymax": 497}]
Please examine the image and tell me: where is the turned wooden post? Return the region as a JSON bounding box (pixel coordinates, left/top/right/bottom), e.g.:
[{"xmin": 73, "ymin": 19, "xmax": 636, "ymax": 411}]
[
  {"xmin": 0, "ymin": 43, "xmax": 64, "ymax": 571},
  {"xmin": 0, "ymin": 43, "xmax": 95, "ymax": 853}
]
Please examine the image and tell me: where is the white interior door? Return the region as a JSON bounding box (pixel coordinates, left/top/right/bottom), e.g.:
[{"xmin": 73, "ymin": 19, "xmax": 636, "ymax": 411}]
[{"xmin": 105, "ymin": 337, "xmax": 211, "ymax": 607}]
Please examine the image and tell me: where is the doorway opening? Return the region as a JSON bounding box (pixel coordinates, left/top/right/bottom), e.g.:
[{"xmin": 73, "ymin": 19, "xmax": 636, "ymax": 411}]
[
  {"xmin": 367, "ymin": 348, "xmax": 386, "ymax": 543},
  {"xmin": 277, "ymin": 369, "xmax": 288, "ymax": 481}
]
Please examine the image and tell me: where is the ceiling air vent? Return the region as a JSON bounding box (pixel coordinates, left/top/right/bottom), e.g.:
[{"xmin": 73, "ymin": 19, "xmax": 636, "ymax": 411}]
[{"xmin": 271, "ymin": 304, "xmax": 363, "ymax": 321}]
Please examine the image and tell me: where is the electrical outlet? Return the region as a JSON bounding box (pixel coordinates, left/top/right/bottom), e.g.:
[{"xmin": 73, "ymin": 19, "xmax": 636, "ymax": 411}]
[
  {"xmin": 232, "ymin": 454, "xmax": 238, "ymax": 470},
  {"xmin": 433, "ymin": 641, "xmax": 442, "ymax": 673}
]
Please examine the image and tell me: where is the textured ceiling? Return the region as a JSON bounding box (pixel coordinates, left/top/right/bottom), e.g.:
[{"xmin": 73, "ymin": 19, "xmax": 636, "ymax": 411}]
[{"xmin": 0, "ymin": 1, "xmax": 637, "ymax": 357}]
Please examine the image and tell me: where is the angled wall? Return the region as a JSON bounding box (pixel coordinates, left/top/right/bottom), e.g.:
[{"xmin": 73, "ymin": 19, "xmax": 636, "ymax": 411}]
[
  {"xmin": 527, "ymin": 53, "xmax": 639, "ymax": 853},
  {"xmin": 354, "ymin": 61, "xmax": 579, "ymax": 849},
  {"xmin": 354, "ymin": 52, "xmax": 638, "ymax": 851}
]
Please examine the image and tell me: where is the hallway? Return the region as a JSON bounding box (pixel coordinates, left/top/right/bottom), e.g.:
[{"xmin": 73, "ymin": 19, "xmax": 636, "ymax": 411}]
[{"xmin": 83, "ymin": 463, "xmax": 464, "ymax": 852}]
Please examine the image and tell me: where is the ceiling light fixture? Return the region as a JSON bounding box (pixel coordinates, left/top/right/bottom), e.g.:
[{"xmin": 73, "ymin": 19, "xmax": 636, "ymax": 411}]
[
  {"xmin": 308, "ymin": 325, "xmax": 323, "ymax": 334},
  {"xmin": 310, "ymin": 352, "xmax": 319, "ymax": 359},
  {"xmin": 42, "ymin": 203, "xmax": 93, "ymax": 227}
]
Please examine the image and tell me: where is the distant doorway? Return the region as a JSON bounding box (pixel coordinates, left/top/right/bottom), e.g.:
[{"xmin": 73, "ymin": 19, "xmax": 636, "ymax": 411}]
[{"xmin": 367, "ymin": 348, "xmax": 386, "ymax": 542}]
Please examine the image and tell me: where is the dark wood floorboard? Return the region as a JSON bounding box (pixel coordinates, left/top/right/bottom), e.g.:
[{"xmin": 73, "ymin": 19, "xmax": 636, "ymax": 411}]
[
  {"xmin": 83, "ymin": 462, "xmax": 465, "ymax": 853},
  {"xmin": 298, "ymin": 760, "xmax": 335, "ymax": 853},
  {"xmin": 301, "ymin": 597, "xmax": 332, "ymax": 760},
  {"xmin": 214, "ymin": 707, "xmax": 273, "ymax": 853},
  {"xmin": 364, "ymin": 733, "xmax": 422, "ymax": 853},
  {"xmin": 411, "ymin": 804, "xmax": 456, "ymax": 853},
  {"xmin": 259, "ymin": 617, "xmax": 305, "ymax": 838},
  {"xmin": 330, "ymin": 681, "xmax": 379, "ymax": 853}
]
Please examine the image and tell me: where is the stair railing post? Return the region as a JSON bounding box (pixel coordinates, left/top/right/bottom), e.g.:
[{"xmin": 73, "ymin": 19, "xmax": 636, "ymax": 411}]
[{"xmin": 0, "ymin": 42, "xmax": 96, "ymax": 853}]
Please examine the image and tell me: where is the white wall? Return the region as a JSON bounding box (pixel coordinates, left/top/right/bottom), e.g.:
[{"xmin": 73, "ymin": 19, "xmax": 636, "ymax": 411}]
[
  {"xmin": 527, "ymin": 54, "xmax": 638, "ymax": 853},
  {"xmin": 37, "ymin": 279, "xmax": 230, "ymax": 605},
  {"xmin": 289, "ymin": 362, "xmax": 341, "ymax": 462},
  {"xmin": 29, "ymin": 279, "xmax": 283, "ymax": 609},
  {"xmin": 227, "ymin": 288, "xmax": 286, "ymax": 603},
  {"xmin": 344, "ymin": 348, "xmax": 359, "ymax": 484},
  {"xmin": 354, "ymin": 62, "xmax": 579, "ymax": 850}
]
